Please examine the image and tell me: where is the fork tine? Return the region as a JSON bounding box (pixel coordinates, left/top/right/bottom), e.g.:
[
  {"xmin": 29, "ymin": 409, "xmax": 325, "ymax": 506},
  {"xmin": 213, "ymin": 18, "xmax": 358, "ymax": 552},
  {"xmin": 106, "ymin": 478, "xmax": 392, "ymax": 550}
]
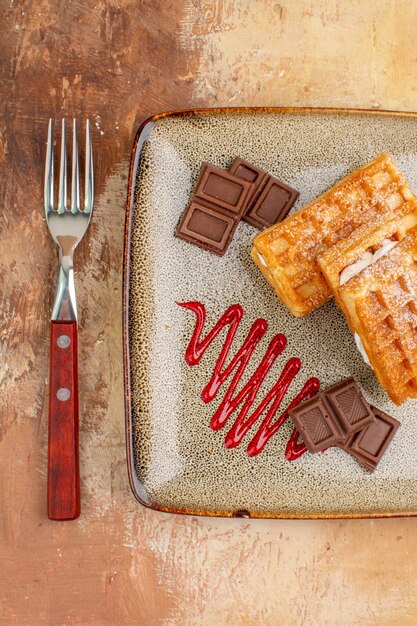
[
  {"xmin": 44, "ymin": 119, "xmax": 54, "ymax": 215},
  {"xmin": 71, "ymin": 119, "xmax": 80, "ymax": 213},
  {"xmin": 84, "ymin": 119, "xmax": 94, "ymax": 214},
  {"xmin": 58, "ymin": 119, "xmax": 67, "ymax": 214}
]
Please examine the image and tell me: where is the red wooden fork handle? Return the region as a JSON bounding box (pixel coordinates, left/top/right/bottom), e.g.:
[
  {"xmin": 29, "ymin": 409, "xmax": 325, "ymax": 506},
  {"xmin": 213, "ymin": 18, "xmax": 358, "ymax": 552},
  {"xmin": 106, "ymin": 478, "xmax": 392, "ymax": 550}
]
[{"xmin": 47, "ymin": 321, "xmax": 80, "ymax": 520}]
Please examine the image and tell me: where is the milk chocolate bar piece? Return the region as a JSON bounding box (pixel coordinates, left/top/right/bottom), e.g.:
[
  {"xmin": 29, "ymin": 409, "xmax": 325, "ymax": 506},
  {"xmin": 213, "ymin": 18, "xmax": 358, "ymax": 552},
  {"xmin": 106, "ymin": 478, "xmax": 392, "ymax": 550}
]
[
  {"xmin": 229, "ymin": 157, "xmax": 299, "ymax": 229},
  {"xmin": 324, "ymin": 378, "xmax": 375, "ymax": 436},
  {"xmin": 288, "ymin": 394, "xmax": 343, "ymax": 453},
  {"xmin": 175, "ymin": 163, "xmax": 252, "ymax": 255},
  {"xmin": 229, "ymin": 157, "xmax": 268, "ymax": 213},
  {"xmin": 249, "ymin": 177, "xmax": 299, "ymax": 229},
  {"xmin": 289, "ymin": 377, "xmax": 375, "ymax": 453},
  {"xmin": 339, "ymin": 406, "xmax": 400, "ymax": 472},
  {"xmin": 175, "ymin": 200, "xmax": 237, "ymax": 255},
  {"xmin": 196, "ymin": 163, "xmax": 252, "ymax": 215}
]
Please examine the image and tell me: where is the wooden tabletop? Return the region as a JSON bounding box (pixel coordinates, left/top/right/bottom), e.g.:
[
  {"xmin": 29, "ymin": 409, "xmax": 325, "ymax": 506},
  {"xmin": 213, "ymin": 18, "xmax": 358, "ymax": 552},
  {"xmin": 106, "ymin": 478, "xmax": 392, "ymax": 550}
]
[{"xmin": 1, "ymin": 1, "xmax": 417, "ymax": 624}]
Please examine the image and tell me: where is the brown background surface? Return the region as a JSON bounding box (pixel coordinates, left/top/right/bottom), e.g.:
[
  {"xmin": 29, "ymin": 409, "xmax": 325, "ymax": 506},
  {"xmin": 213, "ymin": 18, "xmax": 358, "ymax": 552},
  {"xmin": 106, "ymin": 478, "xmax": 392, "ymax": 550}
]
[{"xmin": 1, "ymin": 1, "xmax": 417, "ymax": 624}]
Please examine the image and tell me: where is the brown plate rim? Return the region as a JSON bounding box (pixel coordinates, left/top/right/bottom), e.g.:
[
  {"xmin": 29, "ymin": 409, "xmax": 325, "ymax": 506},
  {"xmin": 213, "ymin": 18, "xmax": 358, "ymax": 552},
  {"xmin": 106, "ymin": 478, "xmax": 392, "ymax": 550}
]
[{"xmin": 122, "ymin": 105, "xmax": 417, "ymax": 519}]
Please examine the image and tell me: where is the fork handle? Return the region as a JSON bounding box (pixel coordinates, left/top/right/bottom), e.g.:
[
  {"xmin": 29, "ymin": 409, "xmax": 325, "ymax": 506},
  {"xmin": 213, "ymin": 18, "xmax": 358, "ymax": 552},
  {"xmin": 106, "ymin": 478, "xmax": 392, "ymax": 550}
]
[{"xmin": 47, "ymin": 321, "xmax": 80, "ymax": 520}]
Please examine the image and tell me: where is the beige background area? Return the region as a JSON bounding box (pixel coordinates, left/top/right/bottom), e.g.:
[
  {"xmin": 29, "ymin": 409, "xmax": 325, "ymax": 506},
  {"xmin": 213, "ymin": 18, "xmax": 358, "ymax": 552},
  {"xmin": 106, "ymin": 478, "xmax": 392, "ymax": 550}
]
[{"xmin": 1, "ymin": 1, "xmax": 416, "ymax": 624}]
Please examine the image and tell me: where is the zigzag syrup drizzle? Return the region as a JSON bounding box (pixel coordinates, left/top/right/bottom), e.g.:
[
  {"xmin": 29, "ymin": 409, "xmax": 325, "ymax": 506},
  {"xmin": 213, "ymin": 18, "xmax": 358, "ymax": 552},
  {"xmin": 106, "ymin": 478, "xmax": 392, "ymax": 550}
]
[{"xmin": 177, "ymin": 301, "xmax": 320, "ymax": 459}]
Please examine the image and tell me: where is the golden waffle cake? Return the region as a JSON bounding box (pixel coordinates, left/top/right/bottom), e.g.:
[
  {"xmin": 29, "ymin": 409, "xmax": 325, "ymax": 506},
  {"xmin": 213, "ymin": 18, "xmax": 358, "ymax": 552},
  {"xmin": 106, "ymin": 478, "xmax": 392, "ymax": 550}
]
[
  {"xmin": 318, "ymin": 205, "xmax": 417, "ymax": 321},
  {"xmin": 252, "ymin": 152, "xmax": 417, "ymax": 316},
  {"xmin": 337, "ymin": 227, "xmax": 417, "ymax": 405}
]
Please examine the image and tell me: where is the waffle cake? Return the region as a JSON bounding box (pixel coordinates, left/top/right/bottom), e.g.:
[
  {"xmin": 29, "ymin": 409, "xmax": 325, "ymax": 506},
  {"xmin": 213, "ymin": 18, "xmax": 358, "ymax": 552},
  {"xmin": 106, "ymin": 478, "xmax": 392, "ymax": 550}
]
[
  {"xmin": 317, "ymin": 205, "xmax": 417, "ymax": 321},
  {"xmin": 336, "ymin": 227, "xmax": 417, "ymax": 405},
  {"xmin": 252, "ymin": 152, "xmax": 417, "ymax": 316}
]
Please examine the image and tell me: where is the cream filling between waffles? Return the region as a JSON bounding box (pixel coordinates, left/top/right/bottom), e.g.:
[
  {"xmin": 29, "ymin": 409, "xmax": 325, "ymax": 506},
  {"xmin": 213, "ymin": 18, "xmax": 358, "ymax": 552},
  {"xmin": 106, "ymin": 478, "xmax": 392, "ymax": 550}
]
[
  {"xmin": 339, "ymin": 238, "xmax": 399, "ymax": 366},
  {"xmin": 258, "ymin": 252, "xmax": 268, "ymax": 268}
]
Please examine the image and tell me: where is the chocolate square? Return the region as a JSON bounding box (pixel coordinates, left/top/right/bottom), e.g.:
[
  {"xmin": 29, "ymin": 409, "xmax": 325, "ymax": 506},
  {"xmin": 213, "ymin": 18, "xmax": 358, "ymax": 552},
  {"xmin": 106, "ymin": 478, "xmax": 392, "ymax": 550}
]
[
  {"xmin": 175, "ymin": 200, "xmax": 236, "ymax": 256},
  {"xmin": 339, "ymin": 406, "xmax": 400, "ymax": 472},
  {"xmin": 289, "ymin": 395, "xmax": 343, "ymax": 453},
  {"xmin": 245, "ymin": 176, "xmax": 299, "ymax": 229},
  {"xmin": 196, "ymin": 163, "xmax": 252, "ymax": 216},
  {"xmin": 325, "ymin": 377, "xmax": 375, "ymax": 436},
  {"xmin": 229, "ymin": 157, "xmax": 299, "ymax": 230},
  {"xmin": 229, "ymin": 156, "xmax": 267, "ymax": 189},
  {"xmin": 175, "ymin": 162, "xmax": 253, "ymax": 256},
  {"xmin": 229, "ymin": 156, "xmax": 265, "ymax": 183}
]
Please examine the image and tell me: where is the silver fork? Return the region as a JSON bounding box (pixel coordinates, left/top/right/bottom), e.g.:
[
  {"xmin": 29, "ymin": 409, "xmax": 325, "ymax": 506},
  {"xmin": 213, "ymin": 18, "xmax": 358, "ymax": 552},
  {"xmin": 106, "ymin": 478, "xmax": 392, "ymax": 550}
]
[{"xmin": 44, "ymin": 119, "xmax": 94, "ymax": 520}]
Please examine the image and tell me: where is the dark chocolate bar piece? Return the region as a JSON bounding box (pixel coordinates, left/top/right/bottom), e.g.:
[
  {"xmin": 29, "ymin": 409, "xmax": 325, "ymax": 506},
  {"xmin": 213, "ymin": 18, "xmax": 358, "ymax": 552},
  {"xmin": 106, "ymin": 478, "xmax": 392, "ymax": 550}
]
[
  {"xmin": 175, "ymin": 163, "xmax": 252, "ymax": 256},
  {"xmin": 289, "ymin": 377, "xmax": 375, "ymax": 453},
  {"xmin": 339, "ymin": 406, "xmax": 400, "ymax": 472},
  {"xmin": 229, "ymin": 157, "xmax": 299, "ymax": 229}
]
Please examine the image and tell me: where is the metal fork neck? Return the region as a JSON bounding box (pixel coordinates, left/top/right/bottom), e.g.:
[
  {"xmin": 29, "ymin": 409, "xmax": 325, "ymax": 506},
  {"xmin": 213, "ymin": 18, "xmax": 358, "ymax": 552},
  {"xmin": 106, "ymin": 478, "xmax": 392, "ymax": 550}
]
[{"xmin": 51, "ymin": 251, "xmax": 77, "ymax": 321}]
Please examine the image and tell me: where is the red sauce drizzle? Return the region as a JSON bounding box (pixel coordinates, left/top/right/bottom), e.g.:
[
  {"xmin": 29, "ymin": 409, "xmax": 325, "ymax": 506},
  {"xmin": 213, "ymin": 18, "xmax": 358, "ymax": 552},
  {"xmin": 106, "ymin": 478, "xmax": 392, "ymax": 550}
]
[
  {"xmin": 284, "ymin": 429, "xmax": 308, "ymax": 461},
  {"xmin": 177, "ymin": 301, "xmax": 320, "ymax": 458}
]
